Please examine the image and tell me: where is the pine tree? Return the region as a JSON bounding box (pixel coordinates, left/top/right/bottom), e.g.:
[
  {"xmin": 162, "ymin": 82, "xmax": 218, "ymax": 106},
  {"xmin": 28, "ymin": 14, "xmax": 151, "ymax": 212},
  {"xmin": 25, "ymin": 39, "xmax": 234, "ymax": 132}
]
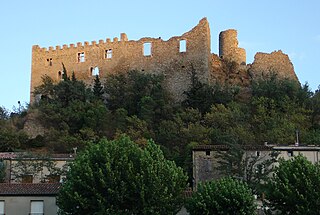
[{"xmin": 93, "ymin": 75, "xmax": 104, "ymax": 100}]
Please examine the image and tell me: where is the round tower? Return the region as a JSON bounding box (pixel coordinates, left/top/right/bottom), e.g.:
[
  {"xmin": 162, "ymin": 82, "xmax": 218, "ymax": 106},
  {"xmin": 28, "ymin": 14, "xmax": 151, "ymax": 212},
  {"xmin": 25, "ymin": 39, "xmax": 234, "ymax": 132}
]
[{"xmin": 219, "ymin": 29, "xmax": 246, "ymax": 65}]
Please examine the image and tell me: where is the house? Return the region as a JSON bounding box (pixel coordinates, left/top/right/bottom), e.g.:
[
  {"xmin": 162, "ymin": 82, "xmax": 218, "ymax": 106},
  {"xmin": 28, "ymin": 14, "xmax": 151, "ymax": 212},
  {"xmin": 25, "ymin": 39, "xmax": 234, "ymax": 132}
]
[
  {"xmin": 192, "ymin": 144, "xmax": 320, "ymax": 187},
  {"xmin": 0, "ymin": 152, "xmax": 74, "ymax": 184},
  {"xmin": 0, "ymin": 183, "xmax": 60, "ymax": 215}
]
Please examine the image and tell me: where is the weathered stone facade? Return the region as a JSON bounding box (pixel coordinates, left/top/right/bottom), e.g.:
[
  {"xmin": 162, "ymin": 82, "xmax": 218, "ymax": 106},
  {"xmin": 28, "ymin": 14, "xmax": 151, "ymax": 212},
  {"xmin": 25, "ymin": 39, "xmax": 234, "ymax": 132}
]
[{"xmin": 30, "ymin": 18, "xmax": 298, "ymax": 103}]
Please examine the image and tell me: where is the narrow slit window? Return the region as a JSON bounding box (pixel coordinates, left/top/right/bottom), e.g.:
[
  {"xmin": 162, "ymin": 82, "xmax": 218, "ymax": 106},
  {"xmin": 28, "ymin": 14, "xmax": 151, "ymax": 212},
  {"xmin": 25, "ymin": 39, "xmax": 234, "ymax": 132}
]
[
  {"xmin": 58, "ymin": 71, "xmax": 62, "ymax": 80},
  {"xmin": 106, "ymin": 49, "xmax": 112, "ymax": 59},
  {"xmin": 143, "ymin": 42, "xmax": 152, "ymax": 56},
  {"xmin": 78, "ymin": 52, "xmax": 85, "ymax": 63},
  {"xmin": 256, "ymin": 151, "xmax": 261, "ymax": 157},
  {"xmin": 179, "ymin": 40, "xmax": 186, "ymax": 52}
]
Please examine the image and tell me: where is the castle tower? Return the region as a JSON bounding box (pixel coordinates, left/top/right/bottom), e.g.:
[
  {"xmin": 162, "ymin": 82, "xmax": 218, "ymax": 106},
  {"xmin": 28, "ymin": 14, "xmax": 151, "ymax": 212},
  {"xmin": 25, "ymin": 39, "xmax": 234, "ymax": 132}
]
[{"xmin": 219, "ymin": 29, "xmax": 246, "ymax": 65}]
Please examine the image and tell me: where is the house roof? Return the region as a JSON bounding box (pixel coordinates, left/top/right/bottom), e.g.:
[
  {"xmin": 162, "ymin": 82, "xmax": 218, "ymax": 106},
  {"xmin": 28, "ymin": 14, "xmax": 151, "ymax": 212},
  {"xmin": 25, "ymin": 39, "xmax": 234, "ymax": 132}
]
[
  {"xmin": 0, "ymin": 183, "xmax": 60, "ymax": 196},
  {"xmin": 193, "ymin": 144, "xmax": 320, "ymax": 152},
  {"xmin": 0, "ymin": 152, "xmax": 74, "ymax": 160},
  {"xmin": 192, "ymin": 144, "xmax": 272, "ymax": 151}
]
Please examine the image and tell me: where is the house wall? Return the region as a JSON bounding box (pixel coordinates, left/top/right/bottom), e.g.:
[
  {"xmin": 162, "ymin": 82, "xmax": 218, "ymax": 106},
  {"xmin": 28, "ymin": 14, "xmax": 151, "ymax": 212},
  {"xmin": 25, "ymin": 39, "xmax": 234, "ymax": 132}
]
[
  {"xmin": 4, "ymin": 159, "xmax": 71, "ymax": 183},
  {"xmin": 193, "ymin": 146, "xmax": 320, "ymax": 188},
  {"xmin": 0, "ymin": 196, "xmax": 57, "ymax": 215}
]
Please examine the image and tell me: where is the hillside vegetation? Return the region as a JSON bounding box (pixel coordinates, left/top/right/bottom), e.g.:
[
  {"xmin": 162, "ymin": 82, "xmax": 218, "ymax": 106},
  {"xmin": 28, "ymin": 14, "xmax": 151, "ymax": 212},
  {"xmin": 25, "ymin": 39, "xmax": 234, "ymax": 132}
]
[{"xmin": 1, "ymin": 69, "xmax": 319, "ymax": 178}]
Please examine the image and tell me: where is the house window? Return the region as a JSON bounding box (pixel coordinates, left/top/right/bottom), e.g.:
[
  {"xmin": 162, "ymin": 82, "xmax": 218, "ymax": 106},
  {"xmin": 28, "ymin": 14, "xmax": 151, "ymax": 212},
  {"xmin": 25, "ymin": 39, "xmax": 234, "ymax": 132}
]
[
  {"xmin": 106, "ymin": 49, "xmax": 112, "ymax": 59},
  {"xmin": 288, "ymin": 151, "xmax": 294, "ymax": 157},
  {"xmin": 0, "ymin": 201, "xmax": 4, "ymax": 215},
  {"xmin": 143, "ymin": 42, "xmax": 152, "ymax": 56},
  {"xmin": 21, "ymin": 175, "xmax": 33, "ymax": 183},
  {"xmin": 30, "ymin": 200, "xmax": 44, "ymax": 215},
  {"xmin": 77, "ymin": 52, "xmax": 85, "ymax": 63},
  {"xmin": 179, "ymin": 39, "xmax": 186, "ymax": 52},
  {"xmin": 48, "ymin": 175, "xmax": 60, "ymax": 183},
  {"xmin": 206, "ymin": 150, "xmax": 211, "ymax": 156},
  {"xmin": 47, "ymin": 58, "xmax": 52, "ymax": 66}
]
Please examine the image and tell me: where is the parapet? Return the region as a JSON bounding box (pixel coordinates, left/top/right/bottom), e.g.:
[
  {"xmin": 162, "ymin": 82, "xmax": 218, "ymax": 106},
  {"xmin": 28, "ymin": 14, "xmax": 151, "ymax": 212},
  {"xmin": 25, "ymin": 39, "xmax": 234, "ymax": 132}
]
[{"xmin": 219, "ymin": 29, "xmax": 246, "ymax": 65}]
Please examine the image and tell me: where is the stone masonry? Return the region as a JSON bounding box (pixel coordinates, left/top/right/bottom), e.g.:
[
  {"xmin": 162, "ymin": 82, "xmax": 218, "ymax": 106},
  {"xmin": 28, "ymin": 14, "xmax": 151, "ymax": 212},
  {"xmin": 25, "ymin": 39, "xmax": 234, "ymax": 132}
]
[{"xmin": 30, "ymin": 18, "xmax": 298, "ymax": 103}]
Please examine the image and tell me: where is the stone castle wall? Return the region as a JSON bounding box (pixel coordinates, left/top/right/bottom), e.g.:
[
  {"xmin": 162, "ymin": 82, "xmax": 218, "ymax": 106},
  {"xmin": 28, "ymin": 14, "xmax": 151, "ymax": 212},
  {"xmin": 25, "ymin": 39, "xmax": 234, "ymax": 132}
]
[
  {"xmin": 248, "ymin": 50, "xmax": 297, "ymax": 80},
  {"xmin": 30, "ymin": 18, "xmax": 211, "ymax": 103},
  {"xmin": 30, "ymin": 18, "xmax": 298, "ymax": 104}
]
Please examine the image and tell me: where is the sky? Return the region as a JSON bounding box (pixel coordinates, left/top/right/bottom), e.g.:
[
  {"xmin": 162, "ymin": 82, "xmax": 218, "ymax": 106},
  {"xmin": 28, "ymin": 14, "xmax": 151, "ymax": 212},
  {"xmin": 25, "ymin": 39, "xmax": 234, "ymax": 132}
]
[{"xmin": 1, "ymin": 0, "xmax": 320, "ymax": 110}]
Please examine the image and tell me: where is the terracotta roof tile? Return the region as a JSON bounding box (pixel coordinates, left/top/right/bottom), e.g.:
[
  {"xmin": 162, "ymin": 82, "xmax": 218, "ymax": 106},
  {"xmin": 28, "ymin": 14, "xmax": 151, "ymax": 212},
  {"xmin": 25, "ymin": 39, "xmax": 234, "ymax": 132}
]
[{"xmin": 0, "ymin": 183, "xmax": 60, "ymax": 196}]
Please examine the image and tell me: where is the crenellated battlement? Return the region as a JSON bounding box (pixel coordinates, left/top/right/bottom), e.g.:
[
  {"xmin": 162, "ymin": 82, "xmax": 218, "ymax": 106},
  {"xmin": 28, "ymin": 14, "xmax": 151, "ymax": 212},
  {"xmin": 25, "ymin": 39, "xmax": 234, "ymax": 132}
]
[{"xmin": 33, "ymin": 34, "xmax": 130, "ymax": 52}]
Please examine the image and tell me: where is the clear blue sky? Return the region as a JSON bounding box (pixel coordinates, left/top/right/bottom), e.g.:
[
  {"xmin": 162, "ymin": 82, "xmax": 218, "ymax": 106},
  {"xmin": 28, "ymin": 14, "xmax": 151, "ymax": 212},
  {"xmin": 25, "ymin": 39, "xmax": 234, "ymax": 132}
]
[{"xmin": 1, "ymin": 0, "xmax": 319, "ymax": 110}]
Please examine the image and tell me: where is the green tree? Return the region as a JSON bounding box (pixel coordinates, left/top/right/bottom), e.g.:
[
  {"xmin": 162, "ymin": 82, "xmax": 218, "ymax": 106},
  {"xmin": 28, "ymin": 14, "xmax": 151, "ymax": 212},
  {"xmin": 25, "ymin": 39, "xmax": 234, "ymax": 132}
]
[
  {"xmin": 104, "ymin": 71, "xmax": 170, "ymax": 119},
  {"xmin": 266, "ymin": 155, "xmax": 320, "ymax": 214},
  {"xmin": 57, "ymin": 136, "xmax": 188, "ymax": 215},
  {"xmin": 186, "ymin": 177, "xmax": 256, "ymax": 215},
  {"xmin": 93, "ymin": 74, "xmax": 104, "ymax": 100}
]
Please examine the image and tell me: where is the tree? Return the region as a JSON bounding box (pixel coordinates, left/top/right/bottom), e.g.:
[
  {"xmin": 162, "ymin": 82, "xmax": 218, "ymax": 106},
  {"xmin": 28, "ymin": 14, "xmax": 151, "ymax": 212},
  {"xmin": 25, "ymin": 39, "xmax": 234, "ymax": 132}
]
[
  {"xmin": 266, "ymin": 155, "xmax": 320, "ymax": 214},
  {"xmin": 57, "ymin": 136, "xmax": 188, "ymax": 215},
  {"xmin": 92, "ymin": 74, "xmax": 104, "ymax": 100},
  {"xmin": 186, "ymin": 177, "xmax": 256, "ymax": 215}
]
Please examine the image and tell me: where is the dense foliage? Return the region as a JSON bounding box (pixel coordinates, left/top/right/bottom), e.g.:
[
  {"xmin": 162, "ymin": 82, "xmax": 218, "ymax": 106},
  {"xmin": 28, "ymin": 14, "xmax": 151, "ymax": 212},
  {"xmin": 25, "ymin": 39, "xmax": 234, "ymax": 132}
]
[
  {"xmin": 57, "ymin": 136, "xmax": 188, "ymax": 215},
  {"xmin": 186, "ymin": 177, "xmax": 256, "ymax": 215},
  {"xmin": 1, "ymin": 68, "xmax": 320, "ymax": 181},
  {"xmin": 266, "ymin": 155, "xmax": 320, "ymax": 214}
]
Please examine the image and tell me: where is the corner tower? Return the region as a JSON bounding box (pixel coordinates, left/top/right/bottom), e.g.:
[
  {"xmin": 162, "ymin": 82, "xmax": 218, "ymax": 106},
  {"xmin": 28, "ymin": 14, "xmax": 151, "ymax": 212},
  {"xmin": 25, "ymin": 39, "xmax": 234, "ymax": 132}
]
[{"xmin": 219, "ymin": 29, "xmax": 246, "ymax": 65}]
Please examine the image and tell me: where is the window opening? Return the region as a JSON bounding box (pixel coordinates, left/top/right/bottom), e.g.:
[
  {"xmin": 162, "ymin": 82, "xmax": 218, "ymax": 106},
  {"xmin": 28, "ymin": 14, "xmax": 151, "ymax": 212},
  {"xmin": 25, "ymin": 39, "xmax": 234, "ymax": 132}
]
[
  {"xmin": 206, "ymin": 150, "xmax": 210, "ymax": 156},
  {"xmin": 106, "ymin": 49, "xmax": 112, "ymax": 59},
  {"xmin": 91, "ymin": 67, "xmax": 99, "ymax": 76},
  {"xmin": 256, "ymin": 151, "xmax": 261, "ymax": 157},
  {"xmin": 30, "ymin": 200, "xmax": 44, "ymax": 215},
  {"xmin": 58, "ymin": 71, "xmax": 62, "ymax": 80},
  {"xmin": 288, "ymin": 151, "xmax": 294, "ymax": 157},
  {"xmin": 21, "ymin": 175, "xmax": 33, "ymax": 183},
  {"xmin": 78, "ymin": 52, "xmax": 85, "ymax": 63},
  {"xmin": 143, "ymin": 42, "xmax": 152, "ymax": 56},
  {"xmin": 47, "ymin": 58, "xmax": 52, "ymax": 66},
  {"xmin": 179, "ymin": 40, "xmax": 186, "ymax": 52},
  {"xmin": 48, "ymin": 175, "xmax": 60, "ymax": 183}
]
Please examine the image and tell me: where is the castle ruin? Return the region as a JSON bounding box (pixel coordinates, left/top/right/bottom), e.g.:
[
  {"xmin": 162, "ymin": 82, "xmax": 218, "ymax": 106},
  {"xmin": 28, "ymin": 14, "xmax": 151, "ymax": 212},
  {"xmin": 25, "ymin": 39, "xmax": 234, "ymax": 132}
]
[{"xmin": 30, "ymin": 18, "xmax": 298, "ymax": 103}]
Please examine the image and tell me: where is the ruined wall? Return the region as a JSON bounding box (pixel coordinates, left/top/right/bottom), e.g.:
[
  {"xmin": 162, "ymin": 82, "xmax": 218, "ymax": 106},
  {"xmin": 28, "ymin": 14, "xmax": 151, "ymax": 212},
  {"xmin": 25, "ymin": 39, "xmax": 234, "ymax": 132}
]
[
  {"xmin": 248, "ymin": 50, "xmax": 298, "ymax": 81},
  {"xmin": 30, "ymin": 18, "xmax": 211, "ymax": 103},
  {"xmin": 30, "ymin": 18, "xmax": 300, "ymax": 105},
  {"xmin": 219, "ymin": 29, "xmax": 246, "ymax": 65}
]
